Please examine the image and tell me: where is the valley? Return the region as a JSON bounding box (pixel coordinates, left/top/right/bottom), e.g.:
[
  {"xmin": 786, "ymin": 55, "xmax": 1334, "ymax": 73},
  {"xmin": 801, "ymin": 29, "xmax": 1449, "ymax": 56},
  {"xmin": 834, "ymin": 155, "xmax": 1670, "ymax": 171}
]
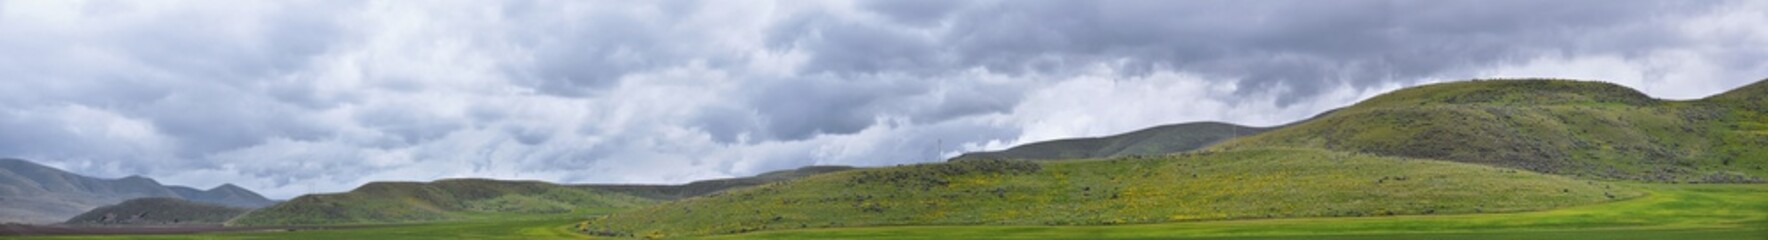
[{"xmin": 3, "ymin": 79, "xmax": 1764, "ymax": 239}]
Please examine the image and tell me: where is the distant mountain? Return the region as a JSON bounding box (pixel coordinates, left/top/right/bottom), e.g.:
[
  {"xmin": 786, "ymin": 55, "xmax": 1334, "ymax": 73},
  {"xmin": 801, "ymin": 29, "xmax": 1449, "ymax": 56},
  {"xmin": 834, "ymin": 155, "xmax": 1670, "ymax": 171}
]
[
  {"xmin": 0, "ymin": 158, "xmax": 274, "ymax": 224},
  {"xmin": 228, "ymin": 179, "xmax": 657, "ymax": 226},
  {"xmin": 63, "ymin": 197, "xmax": 250, "ymax": 226},
  {"xmin": 584, "ymin": 165, "xmax": 857, "ymax": 200},
  {"xmin": 950, "ymin": 122, "xmax": 1269, "ymax": 161},
  {"xmin": 1212, "ymin": 79, "xmax": 1768, "ymax": 182}
]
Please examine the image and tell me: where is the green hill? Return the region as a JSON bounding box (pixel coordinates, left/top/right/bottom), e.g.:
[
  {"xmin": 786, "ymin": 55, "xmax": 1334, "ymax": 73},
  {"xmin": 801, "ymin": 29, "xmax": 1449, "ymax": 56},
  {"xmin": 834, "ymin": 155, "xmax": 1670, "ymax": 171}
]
[
  {"xmin": 950, "ymin": 122, "xmax": 1269, "ymax": 161},
  {"xmin": 228, "ymin": 179, "xmax": 656, "ymax": 226},
  {"xmin": 583, "ymin": 148, "xmax": 1635, "ymax": 237},
  {"xmin": 1212, "ymin": 79, "xmax": 1768, "ymax": 183},
  {"xmin": 586, "ymin": 166, "xmax": 856, "ymax": 200},
  {"xmin": 63, "ymin": 197, "xmax": 250, "ymax": 226}
]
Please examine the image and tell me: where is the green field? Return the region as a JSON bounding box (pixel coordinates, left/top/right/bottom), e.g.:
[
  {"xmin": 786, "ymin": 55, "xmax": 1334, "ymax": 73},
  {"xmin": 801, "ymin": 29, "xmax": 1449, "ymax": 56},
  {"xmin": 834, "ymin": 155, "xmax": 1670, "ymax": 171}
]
[
  {"xmin": 703, "ymin": 184, "xmax": 1768, "ymax": 239},
  {"xmin": 14, "ymin": 183, "xmax": 1762, "ymax": 239}
]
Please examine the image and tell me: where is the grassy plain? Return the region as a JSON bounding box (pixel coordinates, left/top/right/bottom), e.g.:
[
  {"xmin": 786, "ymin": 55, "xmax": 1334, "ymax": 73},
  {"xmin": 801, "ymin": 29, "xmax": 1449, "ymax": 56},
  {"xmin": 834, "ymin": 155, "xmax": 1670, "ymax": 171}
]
[
  {"xmin": 13, "ymin": 184, "xmax": 1760, "ymax": 239},
  {"xmin": 702, "ymin": 184, "xmax": 1768, "ymax": 239}
]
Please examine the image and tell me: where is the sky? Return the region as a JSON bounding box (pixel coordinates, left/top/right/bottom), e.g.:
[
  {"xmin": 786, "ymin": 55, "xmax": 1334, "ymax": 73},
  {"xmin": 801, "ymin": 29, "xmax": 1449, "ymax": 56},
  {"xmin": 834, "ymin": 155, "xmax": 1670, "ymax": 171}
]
[{"xmin": 1, "ymin": 0, "xmax": 1764, "ymax": 199}]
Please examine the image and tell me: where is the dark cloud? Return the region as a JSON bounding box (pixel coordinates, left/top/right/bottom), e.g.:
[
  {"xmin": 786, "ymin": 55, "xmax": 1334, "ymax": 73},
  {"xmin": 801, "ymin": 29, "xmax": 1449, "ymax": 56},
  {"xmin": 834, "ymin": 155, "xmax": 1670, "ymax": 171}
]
[{"xmin": 780, "ymin": 0, "xmax": 1715, "ymax": 104}]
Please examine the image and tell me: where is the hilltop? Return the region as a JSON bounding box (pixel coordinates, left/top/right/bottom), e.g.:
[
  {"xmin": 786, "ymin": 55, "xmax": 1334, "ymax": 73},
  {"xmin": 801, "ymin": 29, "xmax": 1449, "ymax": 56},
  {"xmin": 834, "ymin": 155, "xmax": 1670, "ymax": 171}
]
[
  {"xmin": 584, "ymin": 148, "xmax": 1634, "ymax": 237},
  {"xmin": 1707, "ymin": 79, "xmax": 1767, "ymax": 111},
  {"xmin": 950, "ymin": 122, "xmax": 1269, "ymax": 161},
  {"xmin": 63, "ymin": 198, "xmax": 250, "ymax": 226},
  {"xmin": 1212, "ymin": 79, "xmax": 1768, "ymax": 182},
  {"xmin": 228, "ymin": 179, "xmax": 656, "ymax": 226},
  {"xmin": 0, "ymin": 158, "xmax": 274, "ymax": 224},
  {"xmin": 167, "ymin": 184, "xmax": 277, "ymax": 209}
]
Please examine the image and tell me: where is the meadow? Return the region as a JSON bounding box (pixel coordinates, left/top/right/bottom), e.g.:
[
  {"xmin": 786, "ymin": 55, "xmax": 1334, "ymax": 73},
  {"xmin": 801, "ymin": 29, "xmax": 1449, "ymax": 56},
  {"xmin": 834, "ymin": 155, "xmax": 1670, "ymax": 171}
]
[
  {"xmin": 11, "ymin": 183, "xmax": 1761, "ymax": 239},
  {"xmin": 702, "ymin": 183, "xmax": 1768, "ymax": 239}
]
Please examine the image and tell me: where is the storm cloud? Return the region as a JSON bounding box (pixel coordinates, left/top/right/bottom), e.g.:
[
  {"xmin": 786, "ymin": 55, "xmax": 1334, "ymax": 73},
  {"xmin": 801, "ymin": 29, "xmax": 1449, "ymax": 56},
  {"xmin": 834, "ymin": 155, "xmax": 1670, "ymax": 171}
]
[{"xmin": 0, "ymin": 0, "xmax": 1762, "ymax": 198}]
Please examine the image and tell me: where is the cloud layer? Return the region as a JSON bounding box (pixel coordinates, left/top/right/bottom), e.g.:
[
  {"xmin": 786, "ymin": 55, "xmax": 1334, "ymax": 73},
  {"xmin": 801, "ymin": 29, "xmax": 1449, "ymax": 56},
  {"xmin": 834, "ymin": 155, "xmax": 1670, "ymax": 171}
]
[{"xmin": 1, "ymin": 0, "xmax": 1762, "ymax": 198}]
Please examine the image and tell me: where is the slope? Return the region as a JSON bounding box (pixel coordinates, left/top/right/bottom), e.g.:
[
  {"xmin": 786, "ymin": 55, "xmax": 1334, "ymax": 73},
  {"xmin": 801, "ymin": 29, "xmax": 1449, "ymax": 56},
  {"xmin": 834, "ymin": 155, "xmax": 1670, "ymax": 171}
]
[
  {"xmin": 584, "ymin": 165, "xmax": 856, "ymax": 200},
  {"xmin": 228, "ymin": 179, "xmax": 656, "ymax": 226},
  {"xmin": 1211, "ymin": 79, "xmax": 1768, "ymax": 182},
  {"xmin": 0, "ymin": 158, "xmax": 274, "ymax": 224},
  {"xmin": 951, "ymin": 122, "xmax": 1269, "ymax": 161},
  {"xmin": 63, "ymin": 197, "xmax": 251, "ymax": 226},
  {"xmin": 582, "ymin": 148, "xmax": 1636, "ymax": 237}
]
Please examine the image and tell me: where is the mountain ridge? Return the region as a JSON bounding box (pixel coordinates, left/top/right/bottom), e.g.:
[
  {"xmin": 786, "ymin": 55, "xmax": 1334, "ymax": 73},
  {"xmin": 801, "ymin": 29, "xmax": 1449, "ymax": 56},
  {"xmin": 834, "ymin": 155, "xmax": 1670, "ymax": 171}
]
[
  {"xmin": 583, "ymin": 165, "xmax": 857, "ymax": 200},
  {"xmin": 0, "ymin": 158, "xmax": 274, "ymax": 224},
  {"xmin": 950, "ymin": 122, "xmax": 1270, "ymax": 161}
]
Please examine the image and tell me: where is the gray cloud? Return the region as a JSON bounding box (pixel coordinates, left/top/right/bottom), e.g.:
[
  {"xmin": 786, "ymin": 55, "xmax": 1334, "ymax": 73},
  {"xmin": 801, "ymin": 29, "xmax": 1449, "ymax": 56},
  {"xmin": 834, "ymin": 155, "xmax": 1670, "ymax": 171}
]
[
  {"xmin": 0, "ymin": 0, "xmax": 1760, "ymax": 198},
  {"xmin": 772, "ymin": 0, "xmax": 1714, "ymax": 104}
]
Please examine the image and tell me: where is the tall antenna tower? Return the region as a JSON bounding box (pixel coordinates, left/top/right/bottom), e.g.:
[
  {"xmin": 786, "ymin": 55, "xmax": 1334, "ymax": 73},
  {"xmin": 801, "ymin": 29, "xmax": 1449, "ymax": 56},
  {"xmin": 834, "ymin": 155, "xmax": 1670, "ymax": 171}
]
[{"xmin": 933, "ymin": 139, "xmax": 943, "ymax": 162}]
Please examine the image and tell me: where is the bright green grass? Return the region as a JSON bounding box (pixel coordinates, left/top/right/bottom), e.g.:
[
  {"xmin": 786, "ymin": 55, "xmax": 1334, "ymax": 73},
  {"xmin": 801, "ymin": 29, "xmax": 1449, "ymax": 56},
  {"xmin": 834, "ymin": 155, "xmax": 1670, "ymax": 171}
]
[
  {"xmin": 699, "ymin": 184, "xmax": 1768, "ymax": 239},
  {"xmin": 585, "ymin": 148, "xmax": 1633, "ymax": 237}
]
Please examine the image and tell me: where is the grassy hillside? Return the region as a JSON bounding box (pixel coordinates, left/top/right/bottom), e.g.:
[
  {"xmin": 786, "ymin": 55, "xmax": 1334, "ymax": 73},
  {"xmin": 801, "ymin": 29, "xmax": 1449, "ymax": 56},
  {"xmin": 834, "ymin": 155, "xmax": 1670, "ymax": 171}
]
[
  {"xmin": 1212, "ymin": 79, "xmax": 1768, "ymax": 183},
  {"xmin": 582, "ymin": 148, "xmax": 1637, "ymax": 237},
  {"xmin": 951, "ymin": 122, "xmax": 1269, "ymax": 161},
  {"xmin": 228, "ymin": 179, "xmax": 656, "ymax": 226},
  {"xmin": 585, "ymin": 166, "xmax": 856, "ymax": 200},
  {"xmin": 63, "ymin": 197, "xmax": 250, "ymax": 226}
]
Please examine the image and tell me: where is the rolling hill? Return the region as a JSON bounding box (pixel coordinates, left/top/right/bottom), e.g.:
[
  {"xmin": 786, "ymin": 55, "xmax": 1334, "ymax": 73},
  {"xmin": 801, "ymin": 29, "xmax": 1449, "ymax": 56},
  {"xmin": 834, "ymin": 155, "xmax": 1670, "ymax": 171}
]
[
  {"xmin": 578, "ymin": 78, "xmax": 1764, "ymax": 237},
  {"xmin": 167, "ymin": 184, "xmax": 277, "ymax": 209},
  {"xmin": 584, "ymin": 165, "xmax": 857, "ymax": 200},
  {"xmin": 229, "ymin": 165, "xmax": 862, "ymax": 226},
  {"xmin": 227, "ymin": 179, "xmax": 657, "ymax": 226},
  {"xmin": 950, "ymin": 122, "xmax": 1269, "ymax": 161},
  {"xmin": 1210, "ymin": 79, "xmax": 1768, "ymax": 183},
  {"xmin": 63, "ymin": 197, "xmax": 251, "ymax": 226},
  {"xmin": 0, "ymin": 158, "xmax": 275, "ymax": 224},
  {"xmin": 583, "ymin": 148, "xmax": 1636, "ymax": 237}
]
